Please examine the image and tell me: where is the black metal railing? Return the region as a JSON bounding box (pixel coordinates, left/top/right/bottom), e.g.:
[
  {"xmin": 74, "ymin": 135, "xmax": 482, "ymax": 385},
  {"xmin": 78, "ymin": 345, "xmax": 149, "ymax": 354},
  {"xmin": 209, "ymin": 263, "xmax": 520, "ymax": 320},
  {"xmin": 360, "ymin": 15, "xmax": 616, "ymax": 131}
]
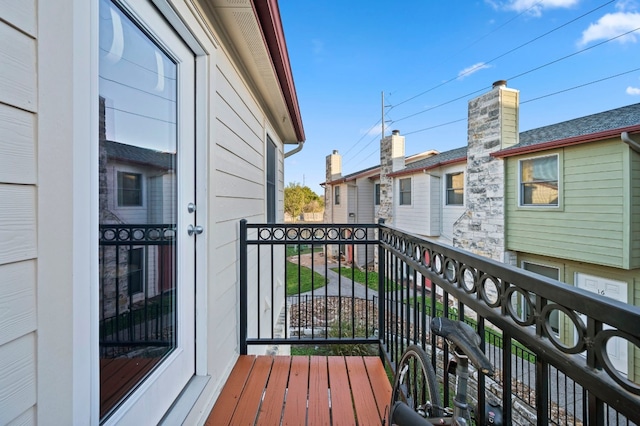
[{"xmin": 240, "ymin": 220, "xmax": 640, "ymax": 425}]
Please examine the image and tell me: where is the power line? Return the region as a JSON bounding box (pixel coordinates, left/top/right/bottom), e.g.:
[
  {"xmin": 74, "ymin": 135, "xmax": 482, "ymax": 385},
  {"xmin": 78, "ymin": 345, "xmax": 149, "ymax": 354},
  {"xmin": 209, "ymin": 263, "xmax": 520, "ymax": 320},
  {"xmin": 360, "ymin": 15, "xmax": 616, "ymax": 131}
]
[
  {"xmin": 105, "ymin": 106, "xmax": 176, "ymax": 125},
  {"xmin": 391, "ymin": 87, "xmax": 490, "ymax": 124},
  {"xmin": 391, "ymin": 24, "xmax": 639, "ymax": 125},
  {"xmin": 343, "ymin": 130, "xmax": 383, "ymax": 163},
  {"xmin": 99, "ymin": 75, "xmax": 175, "ymax": 102},
  {"xmin": 521, "ymin": 66, "xmax": 640, "ymax": 104},
  {"xmin": 508, "ymin": 26, "xmax": 640, "ymax": 83},
  {"xmin": 335, "ymin": 0, "xmax": 623, "ymax": 173},
  {"xmin": 341, "ymin": 118, "xmax": 382, "ymax": 158},
  {"xmin": 401, "ymin": 65, "xmax": 640, "ymax": 136},
  {"xmin": 336, "ymin": 1, "xmax": 544, "ymax": 166},
  {"xmin": 389, "ymin": 0, "xmax": 616, "ymax": 110},
  {"xmin": 447, "ymin": 0, "xmax": 545, "ymax": 59}
]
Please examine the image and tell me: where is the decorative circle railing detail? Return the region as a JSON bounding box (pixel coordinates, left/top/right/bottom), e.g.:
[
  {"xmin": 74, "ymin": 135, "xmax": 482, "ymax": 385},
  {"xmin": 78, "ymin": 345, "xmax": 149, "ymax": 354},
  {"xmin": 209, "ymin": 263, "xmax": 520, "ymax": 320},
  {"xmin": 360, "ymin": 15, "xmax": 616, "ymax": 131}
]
[
  {"xmin": 541, "ymin": 304, "xmax": 586, "ymax": 354},
  {"xmin": 479, "ymin": 274, "xmax": 501, "ymax": 308},
  {"xmin": 505, "ymin": 287, "xmax": 536, "ymax": 326},
  {"xmin": 594, "ymin": 329, "xmax": 640, "ymax": 394},
  {"xmin": 459, "ymin": 266, "xmax": 477, "ymax": 294}
]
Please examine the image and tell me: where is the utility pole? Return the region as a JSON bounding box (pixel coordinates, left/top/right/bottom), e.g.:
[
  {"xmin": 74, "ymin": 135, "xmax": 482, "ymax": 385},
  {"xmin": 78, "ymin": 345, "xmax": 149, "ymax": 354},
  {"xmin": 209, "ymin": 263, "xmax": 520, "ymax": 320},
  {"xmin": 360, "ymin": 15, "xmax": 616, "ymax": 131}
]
[{"xmin": 381, "ymin": 91, "xmax": 385, "ymax": 139}]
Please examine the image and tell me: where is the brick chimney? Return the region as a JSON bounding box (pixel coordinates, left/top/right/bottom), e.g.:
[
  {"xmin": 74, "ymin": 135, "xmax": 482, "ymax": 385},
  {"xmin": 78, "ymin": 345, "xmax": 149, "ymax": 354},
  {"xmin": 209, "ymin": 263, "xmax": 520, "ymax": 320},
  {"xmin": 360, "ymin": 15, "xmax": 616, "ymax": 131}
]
[
  {"xmin": 453, "ymin": 81, "xmax": 519, "ymax": 262},
  {"xmin": 377, "ymin": 130, "xmax": 405, "ymax": 224}
]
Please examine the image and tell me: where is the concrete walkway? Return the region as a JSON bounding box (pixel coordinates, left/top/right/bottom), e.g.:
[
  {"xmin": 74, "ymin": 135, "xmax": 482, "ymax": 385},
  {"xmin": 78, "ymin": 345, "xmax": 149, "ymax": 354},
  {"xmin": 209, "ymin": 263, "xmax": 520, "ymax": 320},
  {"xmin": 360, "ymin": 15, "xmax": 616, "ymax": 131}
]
[{"xmin": 289, "ymin": 253, "xmax": 377, "ymax": 300}]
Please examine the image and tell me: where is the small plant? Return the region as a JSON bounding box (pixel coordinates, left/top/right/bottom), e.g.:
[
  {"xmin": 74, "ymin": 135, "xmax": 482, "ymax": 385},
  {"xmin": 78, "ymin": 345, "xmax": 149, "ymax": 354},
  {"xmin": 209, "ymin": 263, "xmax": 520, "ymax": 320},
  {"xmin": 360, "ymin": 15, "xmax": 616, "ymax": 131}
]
[{"xmin": 327, "ymin": 320, "xmax": 378, "ymax": 356}]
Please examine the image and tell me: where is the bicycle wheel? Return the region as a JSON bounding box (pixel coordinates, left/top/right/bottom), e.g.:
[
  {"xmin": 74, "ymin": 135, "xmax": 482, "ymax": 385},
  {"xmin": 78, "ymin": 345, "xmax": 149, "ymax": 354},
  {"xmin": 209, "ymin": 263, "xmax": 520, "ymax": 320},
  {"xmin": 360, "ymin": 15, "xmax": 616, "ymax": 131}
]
[{"xmin": 390, "ymin": 345, "xmax": 443, "ymax": 422}]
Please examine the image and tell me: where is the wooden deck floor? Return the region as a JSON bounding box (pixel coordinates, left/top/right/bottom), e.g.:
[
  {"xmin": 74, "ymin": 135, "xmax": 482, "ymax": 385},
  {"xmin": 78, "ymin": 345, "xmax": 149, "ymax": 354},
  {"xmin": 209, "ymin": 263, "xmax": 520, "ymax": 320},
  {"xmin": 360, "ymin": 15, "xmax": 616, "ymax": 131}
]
[
  {"xmin": 100, "ymin": 357, "xmax": 161, "ymax": 418},
  {"xmin": 206, "ymin": 355, "xmax": 392, "ymax": 426}
]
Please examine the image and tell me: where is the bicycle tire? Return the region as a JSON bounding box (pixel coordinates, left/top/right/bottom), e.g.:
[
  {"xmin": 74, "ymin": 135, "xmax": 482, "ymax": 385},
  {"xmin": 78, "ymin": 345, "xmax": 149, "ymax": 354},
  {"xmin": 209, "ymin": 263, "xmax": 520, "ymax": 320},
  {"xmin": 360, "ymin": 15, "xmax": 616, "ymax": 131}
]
[{"xmin": 390, "ymin": 345, "xmax": 443, "ymax": 423}]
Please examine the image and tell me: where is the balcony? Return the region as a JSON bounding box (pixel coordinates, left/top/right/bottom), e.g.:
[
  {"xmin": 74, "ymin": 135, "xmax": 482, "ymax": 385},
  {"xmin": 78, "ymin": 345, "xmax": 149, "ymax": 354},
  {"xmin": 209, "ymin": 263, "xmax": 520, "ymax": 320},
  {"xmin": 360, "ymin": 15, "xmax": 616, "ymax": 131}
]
[{"xmin": 219, "ymin": 220, "xmax": 640, "ymax": 425}]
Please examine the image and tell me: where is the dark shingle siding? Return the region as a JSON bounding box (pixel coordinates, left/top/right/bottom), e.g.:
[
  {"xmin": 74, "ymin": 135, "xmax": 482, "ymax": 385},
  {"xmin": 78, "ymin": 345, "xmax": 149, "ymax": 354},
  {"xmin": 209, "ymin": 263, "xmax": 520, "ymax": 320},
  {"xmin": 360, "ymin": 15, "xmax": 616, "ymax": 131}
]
[{"xmin": 102, "ymin": 140, "xmax": 174, "ymax": 170}]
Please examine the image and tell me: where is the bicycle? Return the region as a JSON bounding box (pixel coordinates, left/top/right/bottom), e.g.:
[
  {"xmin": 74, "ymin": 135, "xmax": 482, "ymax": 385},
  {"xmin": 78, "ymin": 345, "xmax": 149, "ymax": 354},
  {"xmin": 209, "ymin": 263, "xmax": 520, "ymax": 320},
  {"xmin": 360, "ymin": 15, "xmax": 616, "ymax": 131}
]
[{"xmin": 388, "ymin": 317, "xmax": 503, "ymax": 425}]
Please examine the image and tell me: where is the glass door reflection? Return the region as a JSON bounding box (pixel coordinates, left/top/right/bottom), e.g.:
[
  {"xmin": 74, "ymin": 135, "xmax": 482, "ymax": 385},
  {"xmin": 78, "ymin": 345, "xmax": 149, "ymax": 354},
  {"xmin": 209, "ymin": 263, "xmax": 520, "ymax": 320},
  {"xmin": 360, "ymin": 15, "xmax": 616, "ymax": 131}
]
[{"xmin": 98, "ymin": 0, "xmax": 178, "ymax": 418}]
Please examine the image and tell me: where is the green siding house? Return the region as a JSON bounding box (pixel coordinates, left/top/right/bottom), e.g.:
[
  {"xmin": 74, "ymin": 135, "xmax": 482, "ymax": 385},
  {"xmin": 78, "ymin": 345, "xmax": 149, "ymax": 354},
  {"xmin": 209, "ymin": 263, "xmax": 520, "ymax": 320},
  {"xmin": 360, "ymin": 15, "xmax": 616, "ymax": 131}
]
[{"xmin": 494, "ymin": 103, "xmax": 640, "ymax": 379}]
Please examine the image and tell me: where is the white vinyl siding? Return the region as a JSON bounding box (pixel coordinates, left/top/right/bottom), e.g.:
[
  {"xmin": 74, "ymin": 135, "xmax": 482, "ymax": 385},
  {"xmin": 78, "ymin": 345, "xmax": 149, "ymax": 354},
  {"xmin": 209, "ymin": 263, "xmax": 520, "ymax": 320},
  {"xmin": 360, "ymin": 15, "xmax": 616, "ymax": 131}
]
[
  {"xmin": 212, "ymin": 44, "xmax": 286, "ymax": 376},
  {"xmin": 355, "ymin": 178, "xmax": 375, "ymax": 266},
  {"xmin": 0, "ymin": 6, "xmax": 38, "ymax": 424},
  {"xmin": 428, "ymin": 175, "xmax": 441, "ymax": 237},
  {"xmin": 395, "ymin": 174, "xmax": 428, "ymax": 235},
  {"xmin": 0, "ymin": 103, "xmax": 36, "ymax": 184},
  {"xmin": 331, "ymin": 184, "xmax": 348, "ymax": 223}
]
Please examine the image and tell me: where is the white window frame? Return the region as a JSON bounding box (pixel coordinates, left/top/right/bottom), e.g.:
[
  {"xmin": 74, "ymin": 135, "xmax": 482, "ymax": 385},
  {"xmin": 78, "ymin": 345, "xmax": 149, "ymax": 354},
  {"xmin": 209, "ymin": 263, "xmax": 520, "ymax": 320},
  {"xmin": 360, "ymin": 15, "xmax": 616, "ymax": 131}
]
[
  {"xmin": 334, "ymin": 185, "xmax": 341, "ymax": 205},
  {"xmin": 374, "ymin": 183, "xmax": 380, "ymax": 206},
  {"xmin": 399, "ymin": 177, "xmax": 412, "ymax": 206},
  {"xmin": 517, "ymin": 153, "xmax": 561, "ymax": 209},
  {"xmin": 266, "ymin": 135, "xmax": 276, "ymax": 223},
  {"xmin": 445, "ymin": 172, "xmax": 464, "ymax": 206},
  {"xmin": 117, "ymin": 171, "xmax": 144, "ymax": 207}
]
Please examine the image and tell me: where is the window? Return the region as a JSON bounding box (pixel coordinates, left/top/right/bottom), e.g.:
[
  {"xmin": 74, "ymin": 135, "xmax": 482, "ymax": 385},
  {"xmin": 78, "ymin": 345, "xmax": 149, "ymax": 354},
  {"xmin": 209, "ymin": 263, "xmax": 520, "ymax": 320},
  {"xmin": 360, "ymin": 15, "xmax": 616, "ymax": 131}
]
[
  {"xmin": 266, "ymin": 137, "xmax": 276, "ymax": 223},
  {"xmin": 117, "ymin": 172, "xmax": 143, "ymax": 206},
  {"xmin": 128, "ymin": 248, "xmax": 144, "ymax": 295},
  {"xmin": 519, "ymin": 155, "xmax": 558, "ymax": 206},
  {"xmin": 446, "ymin": 172, "xmax": 464, "ymax": 205},
  {"xmin": 334, "ymin": 186, "xmax": 341, "ymax": 205},
  {"xmin": 399, "ymin": 178, "xmax": 411, "ymax": 205},
  {"xmin": 374, "ymin": 183, "xmax": 380, "ymax": 205}
]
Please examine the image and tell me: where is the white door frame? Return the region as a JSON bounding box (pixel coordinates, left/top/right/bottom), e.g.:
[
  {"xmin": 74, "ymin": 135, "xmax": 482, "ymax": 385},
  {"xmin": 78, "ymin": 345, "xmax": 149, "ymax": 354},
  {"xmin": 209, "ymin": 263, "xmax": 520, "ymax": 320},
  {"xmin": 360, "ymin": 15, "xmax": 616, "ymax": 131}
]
[{"xmin": 575, "ymin": 272, "xmax": 628, "ymax": 375}]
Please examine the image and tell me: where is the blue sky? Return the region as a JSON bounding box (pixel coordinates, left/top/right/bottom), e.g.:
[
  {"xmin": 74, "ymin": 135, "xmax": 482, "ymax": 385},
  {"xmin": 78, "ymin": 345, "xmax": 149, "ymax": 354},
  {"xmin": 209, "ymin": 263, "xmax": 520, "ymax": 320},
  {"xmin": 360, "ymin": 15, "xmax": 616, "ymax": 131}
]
[{"xmin": 279, "ymin": 0, "xmax": 640, "ymax": 194}]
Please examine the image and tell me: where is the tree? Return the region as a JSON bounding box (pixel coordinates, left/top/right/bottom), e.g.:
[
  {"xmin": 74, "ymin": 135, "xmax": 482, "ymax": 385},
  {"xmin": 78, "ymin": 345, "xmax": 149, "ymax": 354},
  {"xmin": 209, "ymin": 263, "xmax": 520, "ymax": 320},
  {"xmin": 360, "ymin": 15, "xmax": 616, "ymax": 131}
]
[{"xmin": 284, "ymin": 183, "xmax": 324, "ymax": 222}]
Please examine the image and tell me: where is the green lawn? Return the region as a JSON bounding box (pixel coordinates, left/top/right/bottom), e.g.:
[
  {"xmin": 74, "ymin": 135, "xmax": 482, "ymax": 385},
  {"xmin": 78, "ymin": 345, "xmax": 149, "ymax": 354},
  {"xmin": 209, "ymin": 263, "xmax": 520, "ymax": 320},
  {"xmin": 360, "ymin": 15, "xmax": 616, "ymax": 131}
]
[
  {"xmin": 286, "ymin": 244, "xmax": 323, "ymax": 257},
  {"xmin": 330, "ymin": 267, "xmax": 397, "ymax": 291},
  {"xmin": 406, "ymin": 296, "xmax": 536, "ymax": 363},
  {"xmin": 331, "ymin": 267, "xmax": 377, "ymax": 290},
  {"xmin": 286, "ymin": 260, "xmax": 327, "ymax": 295}
]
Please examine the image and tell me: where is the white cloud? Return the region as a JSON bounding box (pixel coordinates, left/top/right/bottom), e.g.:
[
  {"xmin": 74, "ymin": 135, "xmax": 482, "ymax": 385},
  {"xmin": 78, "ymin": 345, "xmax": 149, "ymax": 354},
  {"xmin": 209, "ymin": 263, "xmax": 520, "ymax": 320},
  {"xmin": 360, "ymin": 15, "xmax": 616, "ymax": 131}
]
[
  {"xmin": 616, "ymin": 0, "xmax": 640, "ymax": 12},
  {"xmin": 488, "ymin": 0, "xmax": 579, "ymax": 17},
  {"xmin": 365, "ymin": 126, "xmax": 383, "ymax": 137},
  {"xmin": 578, "ymin": 12, "xmax": 640, "ymax": 46},
  {"xmin": 458, "ymin": 62, "xmax": 492, "ymax": 79},
  {"xmin": 627, "ymin": 86, "xmax": 640, "ymax": 95}
]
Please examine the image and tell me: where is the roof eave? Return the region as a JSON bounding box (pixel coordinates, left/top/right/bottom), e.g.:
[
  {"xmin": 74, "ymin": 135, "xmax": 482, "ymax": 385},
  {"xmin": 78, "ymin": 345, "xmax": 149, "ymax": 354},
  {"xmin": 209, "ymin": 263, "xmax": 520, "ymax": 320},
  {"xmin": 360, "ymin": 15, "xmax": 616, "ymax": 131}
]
[
  {"xmin": 493, "ymin": 125, "xmax": 640, "ymax": 158},
  {"xmin": 252, "ymin": 0, "xmax": 305, "ymax": 142},
  {"xmin": 387, "ymin": 157, "xmax": 467, "ymax": 178}
]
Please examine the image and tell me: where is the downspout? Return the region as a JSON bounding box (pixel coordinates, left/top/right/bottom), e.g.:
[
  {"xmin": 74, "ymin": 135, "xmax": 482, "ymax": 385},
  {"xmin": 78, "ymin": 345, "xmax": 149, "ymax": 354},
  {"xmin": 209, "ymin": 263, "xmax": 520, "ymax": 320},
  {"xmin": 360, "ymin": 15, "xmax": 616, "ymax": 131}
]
[
  {"xmin": 621, "ymin": 132, "xmax": 640, "ymax": 153},
  {"xmin": 284, "ymin": 141, "xmax": 304, "ymax": 158}
]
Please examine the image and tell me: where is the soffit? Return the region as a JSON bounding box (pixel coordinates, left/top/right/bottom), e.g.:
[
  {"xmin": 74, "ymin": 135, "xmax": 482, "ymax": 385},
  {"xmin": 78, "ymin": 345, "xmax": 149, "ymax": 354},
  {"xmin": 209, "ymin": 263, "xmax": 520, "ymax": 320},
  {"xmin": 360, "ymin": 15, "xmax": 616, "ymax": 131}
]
[{"xmin": 198, "ymin": 0, "xmax": 300, "ymax": 142}]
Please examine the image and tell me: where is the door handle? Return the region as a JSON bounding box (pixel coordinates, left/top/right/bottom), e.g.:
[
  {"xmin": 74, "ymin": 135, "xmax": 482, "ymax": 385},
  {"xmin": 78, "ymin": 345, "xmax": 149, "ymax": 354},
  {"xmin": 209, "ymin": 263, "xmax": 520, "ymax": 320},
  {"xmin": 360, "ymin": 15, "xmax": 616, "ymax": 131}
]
[{"xmin": 187, "ymin": 224, "xmax": 203, "ymax": 236}]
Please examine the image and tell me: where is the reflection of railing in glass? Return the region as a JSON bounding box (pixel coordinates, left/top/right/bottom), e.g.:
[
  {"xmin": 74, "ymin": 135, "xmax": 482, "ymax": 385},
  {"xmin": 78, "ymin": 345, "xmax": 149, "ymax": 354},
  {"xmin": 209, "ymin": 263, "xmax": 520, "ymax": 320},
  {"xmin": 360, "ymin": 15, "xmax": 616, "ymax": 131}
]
[
  {"xmin": 99, "ymin": 224, "xmax": 176, "ymax": 417},
  {"xmin": 99, "ymin": 224, "xmax": 176, "ymax": 355}
]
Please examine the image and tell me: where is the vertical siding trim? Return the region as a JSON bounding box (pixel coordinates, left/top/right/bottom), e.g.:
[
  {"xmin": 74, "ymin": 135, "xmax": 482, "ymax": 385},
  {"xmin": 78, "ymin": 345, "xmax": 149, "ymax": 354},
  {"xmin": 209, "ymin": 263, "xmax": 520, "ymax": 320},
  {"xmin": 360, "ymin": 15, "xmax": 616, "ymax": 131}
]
[{"xmin": 622, "ymin": 145, "xmax": 631, "ymax": 269}]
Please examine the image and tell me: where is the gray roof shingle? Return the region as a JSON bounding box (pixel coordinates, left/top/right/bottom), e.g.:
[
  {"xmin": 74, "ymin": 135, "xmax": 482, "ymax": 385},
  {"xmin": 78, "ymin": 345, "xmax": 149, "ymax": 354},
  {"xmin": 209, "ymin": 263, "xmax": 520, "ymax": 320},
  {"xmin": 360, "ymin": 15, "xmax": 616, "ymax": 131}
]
[
  {"xmin": 515, "ymin": 102, "xmax": 640, "ymax": 149},
  {"xmin": 402, "ymin": 146, "xmax": 468, "ymax": 172},
  {"xmin": 333, "ymin": 102, "xmax": 640, "ymax": 180}
]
